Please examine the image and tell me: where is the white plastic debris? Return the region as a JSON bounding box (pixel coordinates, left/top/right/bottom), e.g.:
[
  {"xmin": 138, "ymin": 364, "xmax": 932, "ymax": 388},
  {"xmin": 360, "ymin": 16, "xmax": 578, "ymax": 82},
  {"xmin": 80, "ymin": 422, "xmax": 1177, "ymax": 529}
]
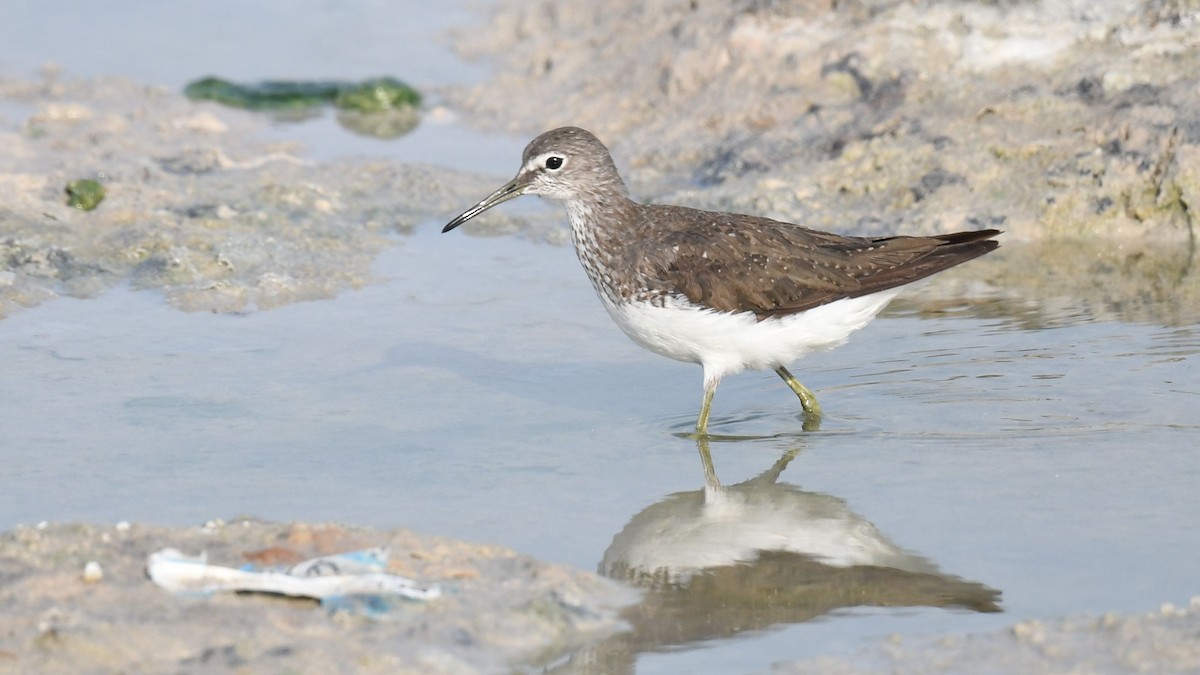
[
  {"xmin": 146, "ymin": 547, "xmax": 440, "ymax": 608},
  {"xmin": 287, "ymin": 546, "xmax": 389, "ymax": 577}
]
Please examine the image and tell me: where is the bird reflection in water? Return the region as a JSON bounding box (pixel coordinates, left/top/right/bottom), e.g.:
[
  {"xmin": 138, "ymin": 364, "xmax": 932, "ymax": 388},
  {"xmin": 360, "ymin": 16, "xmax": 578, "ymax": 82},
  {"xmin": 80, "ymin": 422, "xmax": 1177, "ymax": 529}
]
[{"xmin": 554, "ymin": 439, "xmax": 1001, "ymax": 674}]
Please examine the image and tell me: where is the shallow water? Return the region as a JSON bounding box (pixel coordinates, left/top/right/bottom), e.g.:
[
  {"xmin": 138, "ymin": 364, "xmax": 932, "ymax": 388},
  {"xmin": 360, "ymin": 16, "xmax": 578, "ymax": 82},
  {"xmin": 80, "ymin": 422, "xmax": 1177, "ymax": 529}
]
[
  {"xmin": 4, "ymin": 229, "xmax": 1199, "ymax": 672},
  {"xmin": 0, "ymin": 1, "xmax": 482, "ymax": 90},
  {"xmin": 4, "ymin": 1, "xmax": 1200, "ymax": 672}
]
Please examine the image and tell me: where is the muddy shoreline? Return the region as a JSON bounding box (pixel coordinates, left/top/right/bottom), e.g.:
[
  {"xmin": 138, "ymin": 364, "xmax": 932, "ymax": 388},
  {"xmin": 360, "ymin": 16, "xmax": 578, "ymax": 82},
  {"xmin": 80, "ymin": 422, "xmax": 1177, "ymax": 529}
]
[
  {"xmin": 448, "ymin": 0, "xmax": 1200, "ymax": 245},
  {"xmin": 0, "ymin": 520, "xmax": 635, "ymax": 674}
]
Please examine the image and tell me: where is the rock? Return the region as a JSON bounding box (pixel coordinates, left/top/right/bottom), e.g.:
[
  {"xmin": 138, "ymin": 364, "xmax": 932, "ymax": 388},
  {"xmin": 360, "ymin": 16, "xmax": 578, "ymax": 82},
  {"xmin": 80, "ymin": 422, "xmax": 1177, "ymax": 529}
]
[{"xmin": 81, "ymin": 561, "xmax": 102, "ymax": 583}]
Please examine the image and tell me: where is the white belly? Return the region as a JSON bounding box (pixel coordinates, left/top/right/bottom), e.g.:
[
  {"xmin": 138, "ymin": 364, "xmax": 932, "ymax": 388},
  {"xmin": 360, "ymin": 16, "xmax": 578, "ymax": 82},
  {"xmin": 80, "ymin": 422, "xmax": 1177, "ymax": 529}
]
[{"xmin": 604, "ymin": 290, "xmax": 902, "ymax": 382}]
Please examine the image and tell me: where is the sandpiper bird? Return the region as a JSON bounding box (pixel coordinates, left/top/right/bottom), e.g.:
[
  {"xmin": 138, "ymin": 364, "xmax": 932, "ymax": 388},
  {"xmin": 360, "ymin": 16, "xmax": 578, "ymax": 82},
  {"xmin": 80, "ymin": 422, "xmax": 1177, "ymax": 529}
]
[{"xmin": 444, "ymin": 127, "xmax": 999, "ymax": 434}]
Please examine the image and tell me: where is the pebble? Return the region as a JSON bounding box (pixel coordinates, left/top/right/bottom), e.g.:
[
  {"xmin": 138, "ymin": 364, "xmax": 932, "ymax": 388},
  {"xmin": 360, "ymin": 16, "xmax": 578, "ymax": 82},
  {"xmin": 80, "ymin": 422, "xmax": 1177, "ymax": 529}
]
[{"xmin": 82, "ymin": 561, "xmax": 103, "ymax": 583}]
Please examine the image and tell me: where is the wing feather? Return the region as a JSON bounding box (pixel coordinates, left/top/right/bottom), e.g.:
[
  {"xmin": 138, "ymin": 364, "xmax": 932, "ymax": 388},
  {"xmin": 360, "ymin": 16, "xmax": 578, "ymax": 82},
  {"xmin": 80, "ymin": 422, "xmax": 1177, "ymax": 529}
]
[{"xmin": 628, "ymin": 205, "xmax": 998, "ymax": 319}]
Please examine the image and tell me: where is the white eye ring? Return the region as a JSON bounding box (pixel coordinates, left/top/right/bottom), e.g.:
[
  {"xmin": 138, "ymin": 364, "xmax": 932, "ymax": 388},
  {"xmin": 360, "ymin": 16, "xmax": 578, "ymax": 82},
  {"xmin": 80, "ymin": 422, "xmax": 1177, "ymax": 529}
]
[{"xmin": 544, "ymin": 155, "xmax": 565, "ymax": 171}]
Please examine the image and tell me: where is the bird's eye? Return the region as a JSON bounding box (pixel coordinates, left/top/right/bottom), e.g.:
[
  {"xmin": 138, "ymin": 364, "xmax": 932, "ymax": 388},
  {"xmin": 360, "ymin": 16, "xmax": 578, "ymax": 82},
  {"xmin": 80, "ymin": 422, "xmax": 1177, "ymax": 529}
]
[{"xmin": 545, "ymin": 155, "xmax": 564, "ymax": 170}]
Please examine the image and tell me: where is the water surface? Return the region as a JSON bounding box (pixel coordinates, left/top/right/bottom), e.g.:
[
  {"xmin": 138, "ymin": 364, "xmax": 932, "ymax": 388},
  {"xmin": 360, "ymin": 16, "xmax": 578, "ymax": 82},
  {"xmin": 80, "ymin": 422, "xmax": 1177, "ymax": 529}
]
[{"xmin": 4, "ymin": 230, "xmax": 1199, "ymax": 672}]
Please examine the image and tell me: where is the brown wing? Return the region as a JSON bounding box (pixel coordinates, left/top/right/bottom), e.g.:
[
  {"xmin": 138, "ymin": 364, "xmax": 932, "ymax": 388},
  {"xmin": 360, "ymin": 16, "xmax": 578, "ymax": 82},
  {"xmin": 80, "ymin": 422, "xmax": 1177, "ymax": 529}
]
[{"xmin": 632, "ymin": 206, "xmax": 999, "ymax": 319}]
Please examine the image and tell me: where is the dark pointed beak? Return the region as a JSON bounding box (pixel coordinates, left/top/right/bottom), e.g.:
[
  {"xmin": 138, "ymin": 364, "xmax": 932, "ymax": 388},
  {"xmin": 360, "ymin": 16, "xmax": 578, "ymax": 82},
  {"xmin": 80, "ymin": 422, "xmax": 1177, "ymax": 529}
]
[{"xmin": 443, "ymin": 176, "xmax": 527, "ymax": 233}]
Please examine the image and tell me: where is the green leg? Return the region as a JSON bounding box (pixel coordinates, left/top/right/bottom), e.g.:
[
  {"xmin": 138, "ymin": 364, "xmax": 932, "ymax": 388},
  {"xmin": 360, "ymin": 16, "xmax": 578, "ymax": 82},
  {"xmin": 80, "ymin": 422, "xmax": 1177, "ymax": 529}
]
[
  {"xmin": 775, "ymin": 365, "xmax": 823, "ymax": 417},
  {"xmin": 695, "ymin": 377, "xmax": 718, "ymax": 436}
]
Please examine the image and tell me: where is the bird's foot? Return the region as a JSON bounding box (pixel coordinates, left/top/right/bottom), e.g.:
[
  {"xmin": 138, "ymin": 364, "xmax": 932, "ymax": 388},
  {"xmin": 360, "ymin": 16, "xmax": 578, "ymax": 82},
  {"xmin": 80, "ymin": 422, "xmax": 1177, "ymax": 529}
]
[{"xmin": 775, "ymin": 365, "xmax": 824, "ymax": 417}]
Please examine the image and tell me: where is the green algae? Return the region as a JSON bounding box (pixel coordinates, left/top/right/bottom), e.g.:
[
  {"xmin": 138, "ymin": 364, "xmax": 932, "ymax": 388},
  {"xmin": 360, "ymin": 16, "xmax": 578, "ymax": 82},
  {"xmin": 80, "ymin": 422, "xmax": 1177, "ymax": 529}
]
[
  {"xmin": 184, "ymin": 78, "xmax": 343, "ymax": 110},
  {"xmin": 184, "ymin": 77, "xmax": 420, "ymax": 113},
  {"xmin": 183, "ymin": 76, "xmax": 422, "ymax": 138},
  {"xmin": 332, "ymin": 77, "xmax": 421, "ymax": 113},
  {"xmin": 65, "ymin": 179, "xmax": 105, "ymax": 211}
]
